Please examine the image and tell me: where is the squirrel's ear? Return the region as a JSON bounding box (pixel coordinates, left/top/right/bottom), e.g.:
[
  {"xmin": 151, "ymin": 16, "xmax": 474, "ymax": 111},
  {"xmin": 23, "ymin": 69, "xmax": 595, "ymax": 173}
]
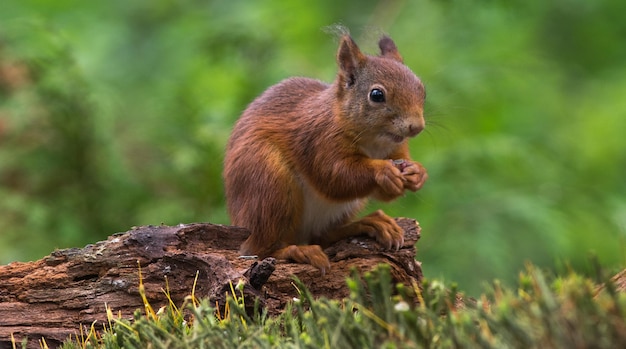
[
  {"xmin": 378, "ymin": 36, "xmax": 403, "ymax": 63},
  {"xmin": 337, "ymin": 35, "xmax": 365, "ymax": 87}
]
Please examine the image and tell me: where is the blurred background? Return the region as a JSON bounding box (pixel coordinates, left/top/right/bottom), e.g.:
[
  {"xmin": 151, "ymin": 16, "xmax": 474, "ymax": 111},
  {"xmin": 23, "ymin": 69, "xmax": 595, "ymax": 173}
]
[{"xmin": 1, "ymin": 0, "xmax": 625, "ymax": 295}]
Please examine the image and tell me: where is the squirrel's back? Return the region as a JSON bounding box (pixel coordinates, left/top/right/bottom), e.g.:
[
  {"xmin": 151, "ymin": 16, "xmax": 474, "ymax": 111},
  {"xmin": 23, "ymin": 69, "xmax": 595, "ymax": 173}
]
[{"xmin": 230, "ymin": 77, "xmax": 329, "ymax": 137}]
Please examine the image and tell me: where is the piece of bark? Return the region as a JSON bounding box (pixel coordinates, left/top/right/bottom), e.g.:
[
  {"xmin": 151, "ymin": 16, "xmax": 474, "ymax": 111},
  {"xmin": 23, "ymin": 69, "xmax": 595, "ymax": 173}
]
[{"xmin": 0, "ymin": 218, "xmax": 422, "ymax": 349}]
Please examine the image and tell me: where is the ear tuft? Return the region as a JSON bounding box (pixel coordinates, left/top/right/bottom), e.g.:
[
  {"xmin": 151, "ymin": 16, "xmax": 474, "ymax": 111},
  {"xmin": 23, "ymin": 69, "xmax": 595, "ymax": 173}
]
[
  {"xmin": 337, "ymin": 35, "xmax": 365, "ymax": 87},
  {"xmin": 379, "ymin": 35, "xmax": 403, "ymax": 63}
]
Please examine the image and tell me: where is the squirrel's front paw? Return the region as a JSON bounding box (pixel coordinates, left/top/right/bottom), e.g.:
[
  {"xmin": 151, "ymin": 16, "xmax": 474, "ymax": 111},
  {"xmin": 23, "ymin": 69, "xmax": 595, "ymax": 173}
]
[
  {"xmin": 394, "ymin": 160, "xmax": 427, "ymax": 192},
  {"xmin": 373, "ymin": 160, "xmax": 405, "ymax": 200}
]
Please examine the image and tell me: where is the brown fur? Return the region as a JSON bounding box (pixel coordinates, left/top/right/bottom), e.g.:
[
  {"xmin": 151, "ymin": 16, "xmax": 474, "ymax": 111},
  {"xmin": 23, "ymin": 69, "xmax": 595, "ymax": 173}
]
[{"xmin": 223, "ymin": 33, "xmax": 427, "ymax": 273}]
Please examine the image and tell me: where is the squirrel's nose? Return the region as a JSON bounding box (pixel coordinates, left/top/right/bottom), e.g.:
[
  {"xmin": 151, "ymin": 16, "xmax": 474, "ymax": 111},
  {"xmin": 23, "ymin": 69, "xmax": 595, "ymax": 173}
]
[{"xmin": 408, "ymin": 122, "xmax": 424, "ymax": 137}]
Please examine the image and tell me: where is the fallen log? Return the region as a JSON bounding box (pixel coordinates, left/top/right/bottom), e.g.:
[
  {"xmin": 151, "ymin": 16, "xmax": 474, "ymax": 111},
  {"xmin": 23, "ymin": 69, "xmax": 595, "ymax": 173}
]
[{"xmin": 0, "ymin": 218, "xmax": 422, "ymax": 349}]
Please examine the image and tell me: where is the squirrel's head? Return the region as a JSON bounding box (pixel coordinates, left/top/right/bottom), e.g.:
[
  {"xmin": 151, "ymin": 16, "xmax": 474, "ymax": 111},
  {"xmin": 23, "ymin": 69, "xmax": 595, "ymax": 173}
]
[{"xmin": 335, "ymin": 34, "xmax": 425, "ymax": 157}]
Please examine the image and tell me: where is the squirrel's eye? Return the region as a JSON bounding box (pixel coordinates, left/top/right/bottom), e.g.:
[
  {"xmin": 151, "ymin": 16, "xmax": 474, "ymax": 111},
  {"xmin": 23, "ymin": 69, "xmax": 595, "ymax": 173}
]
[{"xmin": 369, "ymin": 88, "xmax": 385, "ymax": 103}]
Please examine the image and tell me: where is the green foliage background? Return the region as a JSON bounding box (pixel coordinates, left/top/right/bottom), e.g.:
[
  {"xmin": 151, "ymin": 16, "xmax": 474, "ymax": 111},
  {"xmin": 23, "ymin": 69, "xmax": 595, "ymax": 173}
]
[{"xmin": 1, "ymin": 0, "xmax": 625, "ymax": 295}]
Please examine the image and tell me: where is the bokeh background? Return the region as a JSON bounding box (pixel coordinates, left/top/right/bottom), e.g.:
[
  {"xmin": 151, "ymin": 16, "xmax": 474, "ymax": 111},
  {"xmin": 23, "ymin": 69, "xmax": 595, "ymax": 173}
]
[{"xmin": 1, "ymin": 0, "xmax": 625, "ymax": 295}]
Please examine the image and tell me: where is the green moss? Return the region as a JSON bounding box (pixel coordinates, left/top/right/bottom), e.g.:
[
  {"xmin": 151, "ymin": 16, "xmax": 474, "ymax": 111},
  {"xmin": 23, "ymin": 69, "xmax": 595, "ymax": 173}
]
[{"xmin": 55, "ymin": 264, "xmax": 626, "ymax": 349}]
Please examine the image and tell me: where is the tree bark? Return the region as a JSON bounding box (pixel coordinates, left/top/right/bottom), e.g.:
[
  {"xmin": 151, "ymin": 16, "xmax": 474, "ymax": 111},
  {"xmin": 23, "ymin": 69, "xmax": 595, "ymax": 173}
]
[{"xmin": 0, "ymin": 218, "xmax": 422, "ymax": 349}]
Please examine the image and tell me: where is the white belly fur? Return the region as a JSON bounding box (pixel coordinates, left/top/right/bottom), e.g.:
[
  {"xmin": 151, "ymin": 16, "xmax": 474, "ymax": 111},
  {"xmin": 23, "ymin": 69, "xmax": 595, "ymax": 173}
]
[{"xmin": 299, "ymin": 179, "xmax": 364, "ymax": 243}]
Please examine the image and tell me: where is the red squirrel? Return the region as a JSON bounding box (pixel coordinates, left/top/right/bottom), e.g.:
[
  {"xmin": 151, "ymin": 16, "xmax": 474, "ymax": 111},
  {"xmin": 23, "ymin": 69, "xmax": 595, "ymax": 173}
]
[{"xmin": 224, "ymin": 33, "xmax": 427, "ymax": 273}]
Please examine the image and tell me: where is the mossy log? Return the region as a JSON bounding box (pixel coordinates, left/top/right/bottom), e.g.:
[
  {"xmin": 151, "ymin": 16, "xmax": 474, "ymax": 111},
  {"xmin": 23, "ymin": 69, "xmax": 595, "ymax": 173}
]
[{"xmin": 0, "ymin": 218, "xmax": 422, "ymax": 349}]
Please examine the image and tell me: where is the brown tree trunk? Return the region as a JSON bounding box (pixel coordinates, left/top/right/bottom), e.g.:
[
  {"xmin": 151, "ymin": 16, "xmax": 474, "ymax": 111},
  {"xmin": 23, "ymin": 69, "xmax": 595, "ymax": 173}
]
[{"xmin": 0, "ymin": 218, "xmax": 422, "ymax": 349}]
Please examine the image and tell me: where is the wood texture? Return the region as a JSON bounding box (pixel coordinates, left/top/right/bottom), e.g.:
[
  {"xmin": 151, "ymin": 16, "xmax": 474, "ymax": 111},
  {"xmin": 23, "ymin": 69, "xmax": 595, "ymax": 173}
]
[{"xmin": 0, "ymin": 218, "xmax": 422, "ymax": 348}]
